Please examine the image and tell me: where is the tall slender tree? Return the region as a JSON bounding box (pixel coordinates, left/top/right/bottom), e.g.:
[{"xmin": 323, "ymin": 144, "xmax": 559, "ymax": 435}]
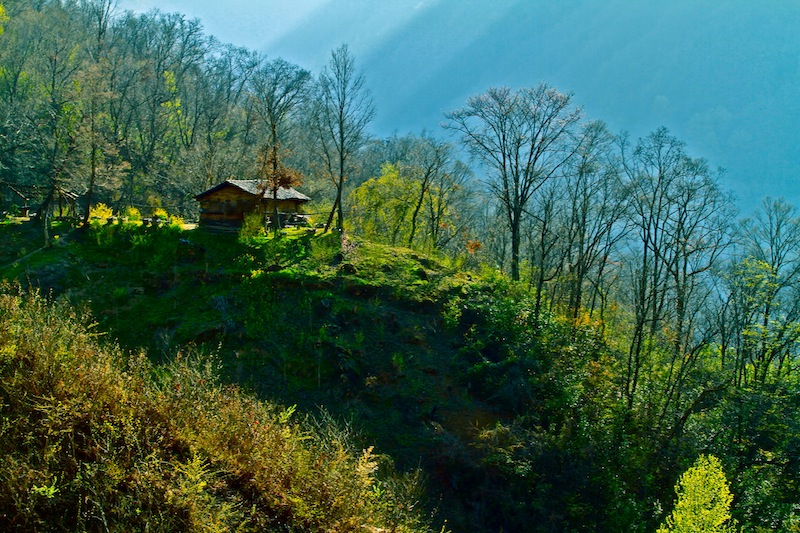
[
  {"xmin": 446, "ymin": 83, "xmax": 583, "ymax": 280},
  {"xmin": 249, "ymin": 56, "xmax": 309, "ymax": 232},
  {"xmin": 306, "ymin": 44, "xmax": 374, "ymax": 232},
  {"xmin": 618, "ymin": 127, "xmax": 735, "ymax": 420},
  {"xmin": 35, "ymin": 2, "xmax": 86, "ymax": 243},
  {"xmin": 561, "ymin": 121, "xmax": 628, "ymax": 322}
]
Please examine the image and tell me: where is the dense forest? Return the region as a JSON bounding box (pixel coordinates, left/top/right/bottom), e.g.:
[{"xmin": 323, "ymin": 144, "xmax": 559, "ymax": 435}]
[{"xmin": 1, "ymin": 1, "xmax": 800, "ymax": 532}]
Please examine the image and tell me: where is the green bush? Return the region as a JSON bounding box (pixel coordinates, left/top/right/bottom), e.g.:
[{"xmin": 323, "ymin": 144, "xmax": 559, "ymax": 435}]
[
  {"xmin": 238, "ymin": 211, "xmax": 266, "ymax": 242},
  {"xmin": 310, "ymin": 231, "xmax": 343, "ymax": 265}
]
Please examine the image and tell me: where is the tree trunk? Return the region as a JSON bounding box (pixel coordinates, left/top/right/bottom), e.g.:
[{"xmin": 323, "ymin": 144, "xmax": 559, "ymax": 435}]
[
  {"xmin": 325, "ymin": 186, "xmax": 340, "ymax": 232},
  {"xmin": 336, "ymin": 178, "xmax": 344, "ymax": 230},
  {"xmin": 510, "ymin": 215, "xmax": 521, "ymax": 281},
  {"xmin": 40, "ymin": 187, "xmax": 54, "ymax": 248},
  {"xmin": 272, "ymin": 188, "xmax": 281, "ymax": 235},
  {"xmin": 83, "ymin": 141, "xmax": 98, "ymax": 227},
  {"xmin": 408, "ymin": 180, "xmax": 428, "ymax": 248}
]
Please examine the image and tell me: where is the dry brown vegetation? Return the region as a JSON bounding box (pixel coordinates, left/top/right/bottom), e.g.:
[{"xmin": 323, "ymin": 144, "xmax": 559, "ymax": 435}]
[{"xmin": 0, "ymin": 285, "xmax": 434, "ymax": 532}]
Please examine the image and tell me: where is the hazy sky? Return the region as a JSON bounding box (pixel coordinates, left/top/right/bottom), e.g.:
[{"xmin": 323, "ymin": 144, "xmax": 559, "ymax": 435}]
[{"xmin": 117, "ymin": 0, "xmax": 800, "ymax": 213}]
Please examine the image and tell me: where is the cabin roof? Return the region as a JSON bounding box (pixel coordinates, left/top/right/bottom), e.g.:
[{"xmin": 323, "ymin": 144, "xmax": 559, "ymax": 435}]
[{"xmin": 194, "ymin": 179, "xmax": 310, "ymax": 202}]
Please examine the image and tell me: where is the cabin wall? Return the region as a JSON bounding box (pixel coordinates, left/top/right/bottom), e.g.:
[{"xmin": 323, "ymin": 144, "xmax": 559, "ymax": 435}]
[
  {"xmin": 197, "ymin": 188, "xmax": 258, "ymax": 224},
  {"xmin": 261, "ymin": 199, "xmax": 302, "ymax": 214},
  {"xmin": 197, "ymin": 189, "xmax": 304, "ymax": 226}
]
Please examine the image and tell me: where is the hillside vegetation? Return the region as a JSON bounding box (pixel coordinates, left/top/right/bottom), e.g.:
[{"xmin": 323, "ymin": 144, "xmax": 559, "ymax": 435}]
[
  {"xmin": 2, "ymin": 2, "xmax": 800, "ymax": 532},
  {"xmin": 2, "ymin": 217, "xmax": 794, "ymax": 532},
  {"xmin": 0, "ymin": 283, "xmax": 438, "ymax": 531}
]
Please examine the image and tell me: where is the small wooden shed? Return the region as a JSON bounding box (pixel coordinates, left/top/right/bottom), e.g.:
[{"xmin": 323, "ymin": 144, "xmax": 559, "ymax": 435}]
[{"xmin": 194, "ymin": 179, "xmax": 310, "ymax": 227}]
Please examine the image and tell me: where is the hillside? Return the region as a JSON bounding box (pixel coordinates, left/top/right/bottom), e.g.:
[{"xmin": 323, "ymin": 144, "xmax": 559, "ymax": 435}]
[
  {"xmin": 0, "ymin": 220, "xmax": 444, "ymax": 532},
  {"xmin": 1, "ymin": 217, "xmax": 796, "ymax": 532},
  {"xmin": 2, "ymin": 2, "xmax": 800, "ymax": 531},
  {"xmin": 0, "ymin": 218, "xmax": 594, "ymax": 531}
]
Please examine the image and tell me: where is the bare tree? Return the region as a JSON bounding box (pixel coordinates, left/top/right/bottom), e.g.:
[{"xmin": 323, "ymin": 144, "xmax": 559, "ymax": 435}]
[
  {"xmin": 249, "ymin": 56, "xmax": 310, "ymax": 231},
  {"xmin": 306, "ymin": 44, "xmax": 374, "ymax": 232},
  {"xmin": 426, "ymin": 157, "xmax": 476, "ymax": 253},
  {"xmin": 619, "ymin": 127, "xmax": 735, "ymax": 420},
  {"xmin": 34, "ymin": 2, "xmax": 86, "ymax": 243},
  {"xmin": 192, "ymin": 43, "xmax": 257, "ymax": 191},
  {"xmin": 402, "ymin": 134, "xmax": 449, "ymax": 248},
  {"xmin": 249, "ymin": 56, "xmax": 310, "ymax": 155},
  {"xmin": 445, "ymin": 84, "xmax": 583, "ymax": 280},
  {"xmin": 560, "ymin": 121, "xmax": 628, "ymax": 322},
  {"xmin": 726, "ymin": 198, "xmax": 800, "ymax": 386},
  {"xmin": 525, "ymin": 180, "xmax": 569, "ymax": 318}
]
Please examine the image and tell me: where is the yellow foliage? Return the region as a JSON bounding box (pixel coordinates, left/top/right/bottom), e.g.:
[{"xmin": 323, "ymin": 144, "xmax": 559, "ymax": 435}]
[
  {"xmin": 239, "ymin": 211, "xmax": 266, "ymax": 241},
  {"xmin": 89, "ymin": 202, "xmax": 114, "ymax": 220},
  {"xmin": 658, "ymin": 455, "xmax": 736, "ymax": 533},
  {"xmin": 122, "ymin": 206, "xmax": 141, "ymax": 221}
]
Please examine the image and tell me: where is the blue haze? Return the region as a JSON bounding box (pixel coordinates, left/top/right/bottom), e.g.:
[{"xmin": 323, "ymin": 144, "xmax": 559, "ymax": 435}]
[{"xmin": 119, "ymin": 0, "xmax": 800, "ymax": 214}]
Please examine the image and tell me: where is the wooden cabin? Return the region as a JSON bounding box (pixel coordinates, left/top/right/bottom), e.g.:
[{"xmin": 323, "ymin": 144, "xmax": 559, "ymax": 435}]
[{"xmin": 194, "ymin": 179, "xmax": 310, "ymax": 227}]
